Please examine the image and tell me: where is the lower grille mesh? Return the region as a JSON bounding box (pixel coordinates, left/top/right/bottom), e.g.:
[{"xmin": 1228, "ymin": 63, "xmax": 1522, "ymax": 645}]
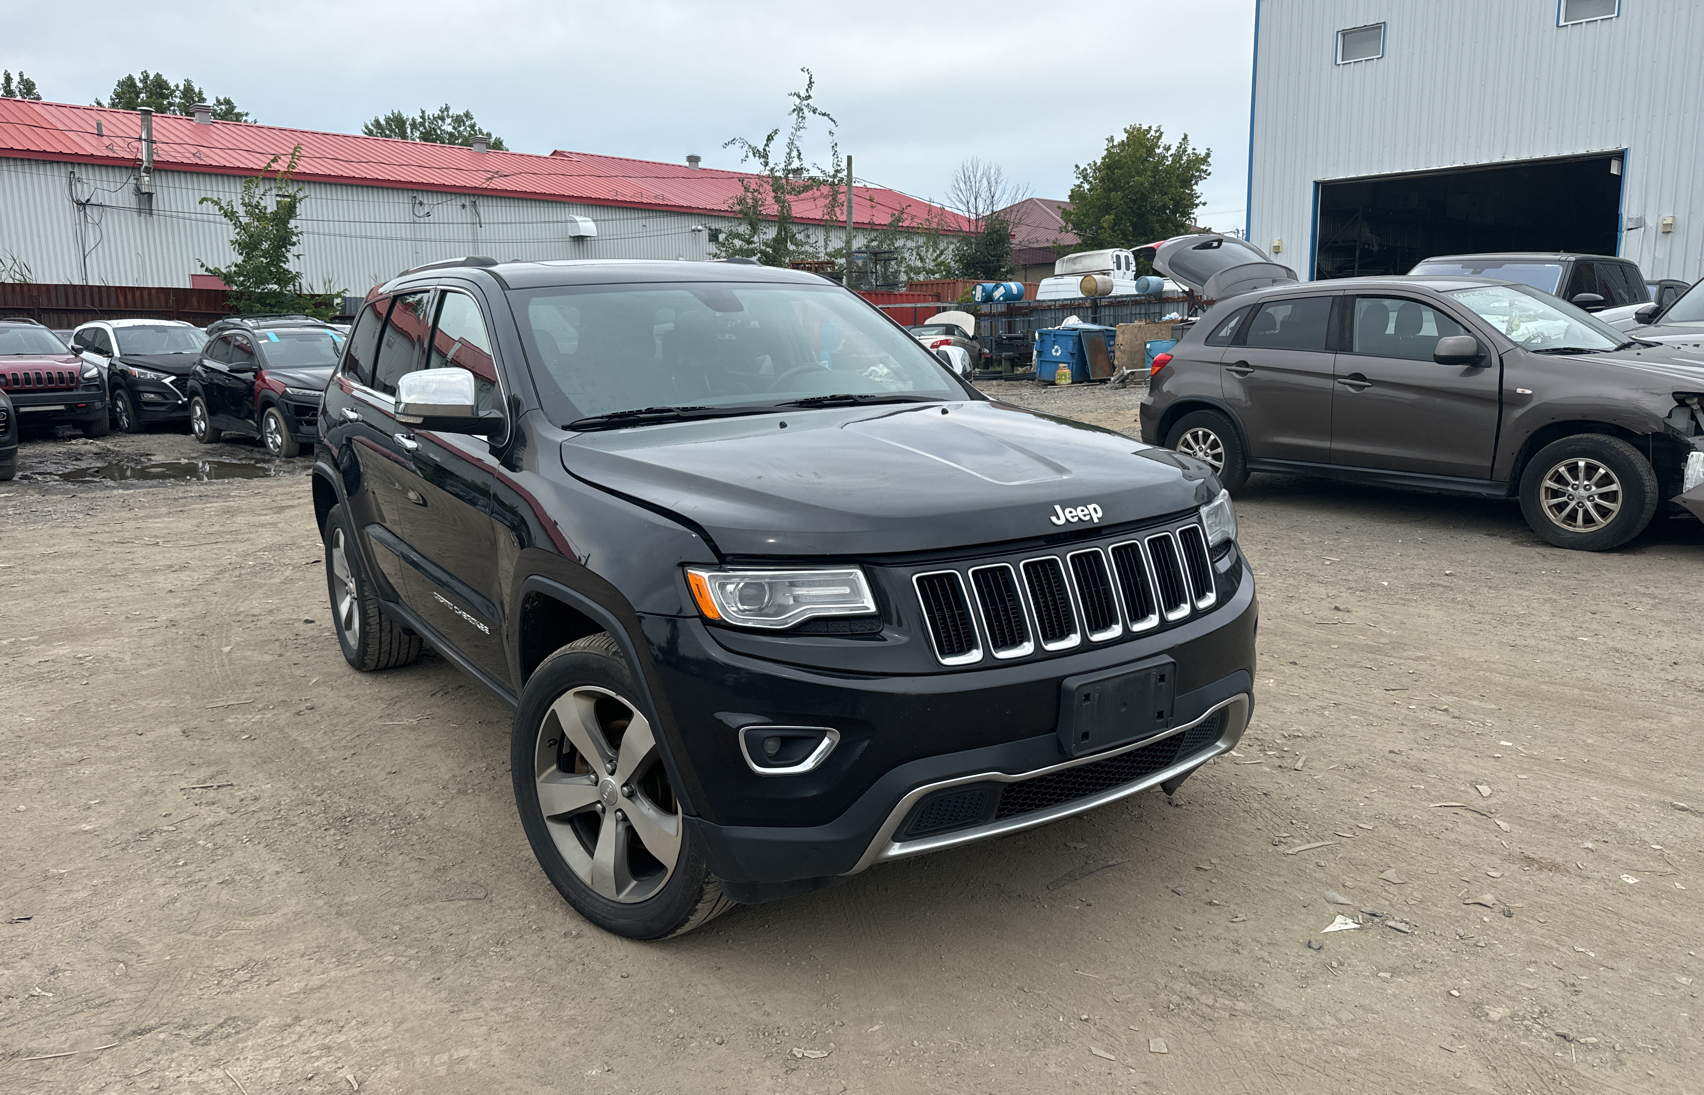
[{"xmin": 993, "ymin": 711, "xmax": 1226, "ymax": 820}]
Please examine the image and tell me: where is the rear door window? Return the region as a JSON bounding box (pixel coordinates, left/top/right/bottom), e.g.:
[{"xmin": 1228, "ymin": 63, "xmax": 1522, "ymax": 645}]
[
  {"xmin": 1349, "ymin": 297, "xmax": 1470, "ymax": 361},
  {"xmin": 1604, "ymin": 263, "xmax": 1646, "ymax": 306},
  {"xmin": 1243, "ymin": 296, "xmax": 1333, "ymax": 352},
  {"xmin": 373, "ymin": 291, "xmax": 433, "ymax": 397},
  {"xmin": 341, "ymin": 299, "xmax": 388, "ymax": 387}
]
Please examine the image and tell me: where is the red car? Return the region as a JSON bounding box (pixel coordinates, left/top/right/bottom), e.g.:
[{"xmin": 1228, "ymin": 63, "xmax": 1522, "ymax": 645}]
[{"xmin": 0, "ymin": 317, "xmax": 109, "ymax": 438}]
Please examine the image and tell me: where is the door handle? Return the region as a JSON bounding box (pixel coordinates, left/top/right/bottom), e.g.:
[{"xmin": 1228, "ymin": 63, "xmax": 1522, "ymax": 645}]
[
  {"xmin": 1335, "ymin": 375, "xmax": 1372, "ymax": 391},
  {"xmin": 1225, "ymin": 360, "xmax": 1254, "ymax": 376},
  {"xmin": 340, "ymin": 407, "xmax": 362, "ymax": 422},
  {"xmin": 393, "ymin": 432, "xmax": 420, "ymax": 452}
]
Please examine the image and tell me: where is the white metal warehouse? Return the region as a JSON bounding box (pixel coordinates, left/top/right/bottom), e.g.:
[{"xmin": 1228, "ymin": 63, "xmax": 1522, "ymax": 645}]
[{"xmin": 1246, "ymin": 0, "xmax": 1703, "ymax": 283}]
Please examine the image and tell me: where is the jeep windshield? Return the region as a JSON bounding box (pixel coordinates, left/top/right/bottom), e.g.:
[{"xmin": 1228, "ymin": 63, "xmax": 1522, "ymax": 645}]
[
  {"xmin": 0, "ymin": 327, "xmax": 73, "ymax": 355},
  {"xmin": 1447, "ymin": 284, "xmax": 1625, "ymax": 353},
  {"xmin": 513, "ymin": 281, "xmax": 970, "ymax": 428},
  {"xmin": 1412, "ymin": 260, "xmax": 1564, "ymax": 294},
  {"xmin": 114, "ymin": 325, "xmax": 206, "ymax": 355}
]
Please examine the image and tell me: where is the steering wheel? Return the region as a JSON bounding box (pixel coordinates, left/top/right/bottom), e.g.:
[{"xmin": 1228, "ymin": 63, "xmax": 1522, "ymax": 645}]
[{"xmin": 767, "ymin": 363, "xmax": 828, "ymax": 392}]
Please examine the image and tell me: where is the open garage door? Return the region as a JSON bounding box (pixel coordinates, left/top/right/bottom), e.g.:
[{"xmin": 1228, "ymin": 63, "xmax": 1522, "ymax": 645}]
[{"xmin": 1314, "ymin": 153, "xmax": 1624, "ymax": 280}]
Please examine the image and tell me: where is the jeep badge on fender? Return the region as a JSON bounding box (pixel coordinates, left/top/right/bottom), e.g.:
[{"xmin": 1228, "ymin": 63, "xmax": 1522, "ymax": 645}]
[{"xmin": 1049, "ymin": 503, "xmax": 1103, "ymax": 526}]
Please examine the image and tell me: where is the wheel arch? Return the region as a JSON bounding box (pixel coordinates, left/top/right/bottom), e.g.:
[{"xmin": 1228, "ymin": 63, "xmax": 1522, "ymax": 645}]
[
  {"xmin": 310, "ymin": 467, "xmax": 341, "ymax": 536},
  {"xmin": 1509, "ymin": 420, "xmax": 1649, "ymax": 488},
  {"xmin": 1156, "ymin": 397, "xmax": 1250, "ymax": 453}
]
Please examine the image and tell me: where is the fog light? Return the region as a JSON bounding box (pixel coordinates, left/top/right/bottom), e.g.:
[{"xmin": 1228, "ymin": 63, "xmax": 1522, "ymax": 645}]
[
  {"xmin": 1685, "ymin": 450, "xmax": 1704, "ymax": 493},
  {"xmin": 738, "ymin": 725, "xmax": 841, "ymax": 776}
]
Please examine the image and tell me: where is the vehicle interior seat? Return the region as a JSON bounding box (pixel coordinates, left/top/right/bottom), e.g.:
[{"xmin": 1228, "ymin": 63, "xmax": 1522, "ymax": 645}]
[{"xmin": 1357, "ymin": 302, "xmax": 1393, "ymax": 355}]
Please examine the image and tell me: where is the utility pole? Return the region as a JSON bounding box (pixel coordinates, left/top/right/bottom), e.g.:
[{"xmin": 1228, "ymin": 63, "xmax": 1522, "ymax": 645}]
[{"xmin": 845, "ymin": 155, "xmax": 854, "ymax": 283}]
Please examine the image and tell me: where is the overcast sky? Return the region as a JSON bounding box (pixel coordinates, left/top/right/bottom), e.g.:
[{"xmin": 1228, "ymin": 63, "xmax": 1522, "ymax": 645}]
[{"xmin": 5, "ymin": 0, "xmax": 1257, "ymax": 230}]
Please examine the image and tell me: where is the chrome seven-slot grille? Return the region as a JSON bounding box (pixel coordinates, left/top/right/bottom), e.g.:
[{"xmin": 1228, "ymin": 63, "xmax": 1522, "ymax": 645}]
[{"xmin": 912, "ymin": 521, "xmax": 1217, "ymax": 667}]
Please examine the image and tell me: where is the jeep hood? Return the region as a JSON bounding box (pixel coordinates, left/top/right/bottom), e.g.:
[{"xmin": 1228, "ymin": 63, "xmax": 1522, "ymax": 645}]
[{"xmin": 561, "ymin": 400, "xmax": 1213, "ymax": 556}]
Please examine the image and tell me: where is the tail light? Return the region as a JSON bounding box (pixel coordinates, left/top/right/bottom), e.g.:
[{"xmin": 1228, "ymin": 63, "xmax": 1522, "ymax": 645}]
[
  {"xmin": 1149, "ymin": 352, "xmax": 1173, "ymax": 378},
  {"xmin": 929, "ymin": 338, "xmax": 952, "ymax": 350}
]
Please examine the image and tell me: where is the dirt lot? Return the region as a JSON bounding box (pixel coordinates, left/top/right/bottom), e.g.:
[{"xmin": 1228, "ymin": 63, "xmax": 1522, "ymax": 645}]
[{"xmin": 3, "ymin": 396, "xmax": 1702, "ymax": 1094}]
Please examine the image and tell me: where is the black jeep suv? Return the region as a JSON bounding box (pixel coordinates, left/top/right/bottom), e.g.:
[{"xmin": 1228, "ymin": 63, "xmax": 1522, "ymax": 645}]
[
  {"xmin": 190, "ymin": 315, "xmax": 344, "ymax": 457},
  {"xmin": 314, "ymin": 258, "xmax": 1258, "ymax": 939}
]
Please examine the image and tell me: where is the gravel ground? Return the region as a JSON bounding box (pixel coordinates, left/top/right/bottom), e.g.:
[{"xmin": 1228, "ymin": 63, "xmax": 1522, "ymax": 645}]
[{"xmin": 3, "ymin": 390, "xmax": 1702, "ymax": 1094}]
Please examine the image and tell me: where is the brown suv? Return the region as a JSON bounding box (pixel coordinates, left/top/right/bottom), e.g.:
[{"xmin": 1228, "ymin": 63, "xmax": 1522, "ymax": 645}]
[{"xmin": 1139, "ymin": 275, "xmax": 1704, "ymax": 551}]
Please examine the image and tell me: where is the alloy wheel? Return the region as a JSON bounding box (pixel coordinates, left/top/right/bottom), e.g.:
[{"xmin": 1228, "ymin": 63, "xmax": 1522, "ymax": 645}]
[
  {"xmin": 114, "ymin": 395, "xmax": 132, "ymax": 431},
  {"xmin": 191, "ymin": 400, "xmax": 208, "ymax": 441},
  {"xmin": 1176, "ymin": 427, "xmax": 1226, "ymax": 473},
  {"xmin": 1539, "ymin": 457, "xmax": 1623, "ymax": 532},
  {"xmin": 533, "ymin": 686, "xmax": 682, "ymax": 903},
  {"xmin": 263, "ymin": 411, "xmax": 285, "ymax": 456},
  {"xmin": 329, "ymin": 526, "xmax": 360, "ymax": 647}
]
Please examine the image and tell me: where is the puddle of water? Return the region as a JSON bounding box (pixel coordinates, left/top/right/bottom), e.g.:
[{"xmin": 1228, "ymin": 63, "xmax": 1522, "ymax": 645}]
[{"xmin": 53, "ymin": 460, "xmax": 281, "ymax": 482}]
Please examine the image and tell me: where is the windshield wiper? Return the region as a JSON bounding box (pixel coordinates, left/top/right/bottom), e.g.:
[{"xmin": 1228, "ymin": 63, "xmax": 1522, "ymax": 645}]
[
  {"xmin": 1530, "ymin": 346, "xmax": 1610, "ymax": 355},
  {"xmin": 773, "ymin": 393, "xmax": 940, "ymax": 408},
  {"xmin": 567, "ymin": 405, "xmax": 713, "ymax": 429}
]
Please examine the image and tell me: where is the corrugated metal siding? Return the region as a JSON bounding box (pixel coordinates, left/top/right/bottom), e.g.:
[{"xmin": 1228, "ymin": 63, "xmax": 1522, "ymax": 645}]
[
  {"xmin": 0, "ymin": 157, "xmax": 894, "ymax": 292},
  {"xmin": 1250, "ymin": 0, "xmax": 1704, "ymax": 280}
]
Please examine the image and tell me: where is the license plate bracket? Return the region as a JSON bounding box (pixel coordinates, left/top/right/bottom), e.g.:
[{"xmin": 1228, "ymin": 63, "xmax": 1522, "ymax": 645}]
[{"xmin": 1057, "ymin": 659, "xmax": 1175, "ymax": 758}]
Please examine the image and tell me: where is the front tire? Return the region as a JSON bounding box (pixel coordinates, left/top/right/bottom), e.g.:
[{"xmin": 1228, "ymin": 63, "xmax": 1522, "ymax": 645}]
[
  {"xmin": 323, "ymin": 503, "xmax": 423, "ymax": 670},
  {"xmin": 83, "ymin": 411, "xmax": 110, "ymax": 439},
  {"xmin": 0, "ymin": 457, "xmax": 15, "ymax": 482},
  {"xmin": 190, "ymin": 396, "xmax": 221, "ymax": 444},
  {"xmin": 1166, "ymin": 409, "xmax": 1248, "ymax": 492},
  {"xmin": 113, "ymin": 390, "xmax": 140, "ymax": 433},
  {"xmin": 262, "ymin": 406, "xmax": 301, "ymax": 458},
  {"xmin": 512, "ymin": 634, "xmax": 732, "ymax": 940},
  {"xmin": 1518, "ymin": 434, "xmax": 1657, "ymax": 551}
]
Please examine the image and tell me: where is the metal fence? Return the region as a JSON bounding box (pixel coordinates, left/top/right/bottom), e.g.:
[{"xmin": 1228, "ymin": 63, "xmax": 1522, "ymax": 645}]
[{"xmin": 0, "ymin": 282, "xmax": 236, "ymax": 328}]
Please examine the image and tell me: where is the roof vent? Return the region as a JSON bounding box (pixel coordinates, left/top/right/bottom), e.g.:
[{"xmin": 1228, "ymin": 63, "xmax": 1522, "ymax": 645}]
[
  {"xmin": 564, "ymin": 215, "xmax": 597, "ymax": 239},
  {"xmin": 686, "ymin": 154, "xmax": 701, "ymax": 170},
  {"xmin": 472, "ymin": 137, "xmax": 489, "ymax": 154},
  {"xmin": 192, "ymin": 103, "xmax": 212, "ymax": 125}
]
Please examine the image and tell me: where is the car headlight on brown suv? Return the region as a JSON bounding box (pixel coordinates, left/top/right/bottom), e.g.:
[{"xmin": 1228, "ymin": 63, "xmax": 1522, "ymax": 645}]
[{"xmin": 686, "ymin": 567, "xmax": 876, "ymax": 629}]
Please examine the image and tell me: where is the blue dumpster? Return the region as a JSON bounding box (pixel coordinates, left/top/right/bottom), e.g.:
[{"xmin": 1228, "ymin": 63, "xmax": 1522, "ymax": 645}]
[{"xmin": 1036, "ymin": 326, "xmax": 1117, "ymax": 382}]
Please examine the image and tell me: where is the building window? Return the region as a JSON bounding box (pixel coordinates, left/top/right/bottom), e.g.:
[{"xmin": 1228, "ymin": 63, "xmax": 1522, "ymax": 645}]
[
  {"xmin": 1336, "ymin": 23, "xmax": 1385, "ymax": 64},
  {"xmin": 1559, "ymin": 0, "xmax": 1618, "ymax": 25}
]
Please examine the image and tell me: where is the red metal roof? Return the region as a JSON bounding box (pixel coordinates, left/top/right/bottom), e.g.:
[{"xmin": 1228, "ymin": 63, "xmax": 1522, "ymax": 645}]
[{"xmin": 0, "ymin": 98, "xmax": 970, "ymax": 232}]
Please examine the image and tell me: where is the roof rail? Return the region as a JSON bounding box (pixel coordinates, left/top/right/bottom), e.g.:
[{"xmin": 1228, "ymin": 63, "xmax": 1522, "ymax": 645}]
[
  {"xmin": 400, "ymin": 256, "xmax": 500, "ymax": 276},
  {"xmin": 714, "ymin": 257, "xmax": 762, "ymax": 266},
  {"xmin": 215, "ymin": 313, "xmax": 323, "ymax": 325},
  {"xmin": 0, "ymin": 314, "xmax": 46, "ymax": 325}
]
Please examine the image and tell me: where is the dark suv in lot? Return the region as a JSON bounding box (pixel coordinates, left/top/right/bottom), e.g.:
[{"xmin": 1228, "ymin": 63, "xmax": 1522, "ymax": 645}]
[
  {"xmin": 190, "ymin": 315, "xmax": 344, "ymax": 457},
  {"xmin": 0, "ymin": 386, "xmax": 16, "ymax": 481},
  {"xmin": 0, "ymin": 316, "xmax": 109, "ymax": 438},
  {"xmin": 313, "ymin": 258, "xmax": 1258, "ymax": 939},
  {"xmin": 1408, "ymin": 252, "xmax": 1649, "ymax": 313},
  {"xmin": 1141, "ymin": 276, "xmax": 1704, "ymax": 550}
]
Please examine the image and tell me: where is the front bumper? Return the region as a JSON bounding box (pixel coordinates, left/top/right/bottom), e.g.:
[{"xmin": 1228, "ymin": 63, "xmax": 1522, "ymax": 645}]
[
  {"xmin": 7, "ymin": 389, "xmax": 107, "ymax": 427},
  {"xmin": 132, "ymin": 382, "xmax": 190, "ymax": 422},
  {"xmin": 280, "ymin": 398, "xmax": 321, "ymax": 443},
  {"xmin": 647, "ymin": 557, "xmax": 1258, "ymax": 891},
  {"xmin": 1677, "ymin": 484, "xmax": 1704, "ymax": 522}
]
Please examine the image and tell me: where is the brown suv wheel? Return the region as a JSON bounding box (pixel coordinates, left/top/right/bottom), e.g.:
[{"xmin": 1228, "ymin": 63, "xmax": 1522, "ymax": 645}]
[
  {"xmin": 1518, "ymin": 435, "xmax": 1658, "ymax": 551},
  {"xmin": 1166, "ymin": 410, "xmax": 1248, "ymax": 492}
]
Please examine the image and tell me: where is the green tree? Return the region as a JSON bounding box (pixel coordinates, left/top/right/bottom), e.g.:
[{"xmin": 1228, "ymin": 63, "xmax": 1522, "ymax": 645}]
[
  {"xmin": 97, "ymin": 71, "xmax": 248, "ymax": 120},
  {"xmin": 198, "ymin": 147, "xmax": 341, "ymax": 319},
  {"xmin": 1060, "ymin": 124, "xmax": 1211, "ymax": 252},
  {"xmin": 713, "ymin": 69, "xmax": 846, "ymax": 267},
  {"xmin": 362, "ymin": 105, "xmax": 507, "ymax": 149},
  {"xmin": 952, "ymin": 214, "xmax": 1014, "ymax": 280},
  {"xmin": 2, "ymin": 71, "xmax": 42, "ymax": 100}
]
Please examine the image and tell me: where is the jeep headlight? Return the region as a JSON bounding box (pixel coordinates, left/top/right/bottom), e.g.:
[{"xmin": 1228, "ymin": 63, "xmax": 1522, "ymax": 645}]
[
  {"xmin": 686, "ymin": 567, "xmax": 876, "ymax": 629},
  {"xmin": 1684, "ymin": 450, "xmax": 1704, "ymax": 493},
  {"xmin": 1200, "ymin": 488, "xmax": 1238, "ymax": 547}
]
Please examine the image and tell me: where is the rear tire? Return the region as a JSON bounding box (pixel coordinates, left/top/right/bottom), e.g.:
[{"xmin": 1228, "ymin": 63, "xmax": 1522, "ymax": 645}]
[
  {"xmin": 113, "ymin": 390, "xmax": 141, "ymax": 433},
  {"xmin": 323, "ymin": 502, "xmax": 423, "ymax": 671},
  {"xmin": 1166, "ymin": 409, "xmax": 1248, "ymax": 492},
  {"xmin": 1518, "ymin": 434, "xmax": 1657, "ymax": 551},
  {"xmin": 190, "ymin": 396, "xmax": 221, "ymax": 444},
  {"xmin": 512, "ymin": 634, "xmax": 732, "ymax": 940},
  {"xmin": 0, "ymin": 457, "xmax": 15, "ymax": 482},
  {"xmin": 83, "ymin": 411, "xmax": 110, "ymax": 439}
]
